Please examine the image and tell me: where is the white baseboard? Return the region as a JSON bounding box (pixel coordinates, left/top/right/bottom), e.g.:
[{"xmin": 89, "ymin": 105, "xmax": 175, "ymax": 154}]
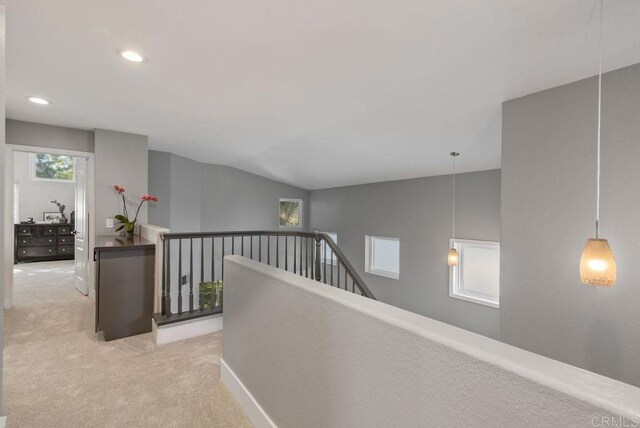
[
  {"xmin": 221, "ymin": 359, "xmax": 277, "ymax": 428},
  {"xmin": 152, "ymin": 313, "xmax": 223, "ymax": 345},
  {"xmin": 0, "ymin": 415, "xmax": 6, "ymax": 428}
]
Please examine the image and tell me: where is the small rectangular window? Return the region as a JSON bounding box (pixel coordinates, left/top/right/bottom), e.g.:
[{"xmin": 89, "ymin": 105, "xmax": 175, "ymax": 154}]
[
  {"xmin": 365, "ymin": 235, "xmax": 400, "ymax": 279},
  {"xmin": 449, "ymin": 239, "xmax": 500, "ymax": 308},
  {"xmin": 30, "ymin": 152, "xmax": 75, "ymax": 182},
  {"xmin": 279, "ymin": 198, "xmax": 302, "ymax": 228},
  {"xmin": 317, "ymin": 231, "xmax": 338, "ymax": 264}
]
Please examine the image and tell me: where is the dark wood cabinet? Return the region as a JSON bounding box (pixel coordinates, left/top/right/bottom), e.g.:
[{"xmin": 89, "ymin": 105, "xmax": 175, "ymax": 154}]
[
  {"xmin": 94, "ymin": 235, "xmax": 155, "ymax": 341},
  {"xmin": 15, "ymin": 224, "xmax": 75, "ymax": 263}
]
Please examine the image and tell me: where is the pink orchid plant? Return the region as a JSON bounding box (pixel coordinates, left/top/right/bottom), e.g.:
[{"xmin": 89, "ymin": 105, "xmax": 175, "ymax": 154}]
[{"xmin": 113, "ymin": 185, "xmax": 158, "ymax": 234}]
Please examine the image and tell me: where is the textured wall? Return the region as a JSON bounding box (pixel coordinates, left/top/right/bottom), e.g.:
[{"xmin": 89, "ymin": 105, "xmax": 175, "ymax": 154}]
[
  {"xmin": 13, "ymin": 151, "xmax": 75, "ymax": 221},
  {"xmin": 94, "ymin": 129, "xmax": 148, "ymax": 235},
  {"xmin": 501, "ymin": 62, "xmax": 640, "ymax": 386},
  {"xmin": 223, "ymin": 256, "xmax": 640, "ymax": 428},
  {"xmin": 309, "ymin": 170, "xmax": 501, "ymax": 339},
  {"xmin": 6, "ymin": 119, "xmax": 94, "ymax": 153}
]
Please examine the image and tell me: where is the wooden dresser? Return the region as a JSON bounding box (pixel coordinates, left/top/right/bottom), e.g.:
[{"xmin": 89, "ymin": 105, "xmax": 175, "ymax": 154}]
[{"xmin": 15, "ymin": 223, "xmax": 75, "ymax": 263}]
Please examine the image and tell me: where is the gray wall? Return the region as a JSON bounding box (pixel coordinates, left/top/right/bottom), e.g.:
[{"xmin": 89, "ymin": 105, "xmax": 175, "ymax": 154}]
[
  {"xmin": 501, "ymin": 62, "xmax": 640, "ymax": 386},
  {"xmin": 200, "ymin": 163, "xmax": 308, "ymax": 232},
  {"xmin": 171, "ymin": 154, "xmax": 202, "ymax": 232},
  {"xmin": 95, "ymin": 129, "xmax": 148, "ymax": 235},
  {"xmin": 13, "ymin": 151, "xmax": 75, "ymax": 221},
  {"xmin": 309, "ymin": 170, "xmax": 501, "ymax": 339},
  {"xmin": 148, "ymin": 151, "xmax": 309, "ymax": 233},
  {"xmin": 6, "ymin": 119, "xmax": 94, "ymax": 153},
  {"xmin": 148, "ymin": 151, "xmax": 171, "ymax": 229}
]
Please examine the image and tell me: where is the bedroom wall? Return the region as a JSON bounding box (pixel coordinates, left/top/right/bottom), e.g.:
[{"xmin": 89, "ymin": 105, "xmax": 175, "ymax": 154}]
[{"xmin": 12, "ymin": 151, "xmax": 75, "ymax": 222}]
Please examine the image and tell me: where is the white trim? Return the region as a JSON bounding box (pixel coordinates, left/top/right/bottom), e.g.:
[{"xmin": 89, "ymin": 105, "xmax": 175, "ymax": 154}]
[
  {"xmin": 449, "ymin": 238, "xmax": 500, "ymax": 308},
  {"xmin": 220, "ymin": 359, "xmax": 278, "ymax": 428},
  {"xmin": 4, "ymin": 144, "xmax": 96, "ymax": 308},
  {"xmin": 278, "ymin": 198, "xmax": 303, "ymax": 229},
  {"xmin": 0, "ymin": 415, "xmax": 6, "ymax": 428},
  {"xmin": 140, "ymin": 224, "xmax": 170, "ymax": 313},
  {"xmin": 152, "ymin": 314, "xmax": 223, "ymax": 345},
  {"xmin": 364, "ymin": 235, "xmax": 400, "ymax": 280}
]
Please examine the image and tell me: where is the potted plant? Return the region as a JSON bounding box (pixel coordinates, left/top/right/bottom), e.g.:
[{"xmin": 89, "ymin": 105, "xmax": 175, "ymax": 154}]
[
  {"xmin": 50, "ymin": 200, "xmax": 67, "ymax": 224},
  {"xmin": 113, "ymin": 185, "xmax": 158, "ymax": 236}
]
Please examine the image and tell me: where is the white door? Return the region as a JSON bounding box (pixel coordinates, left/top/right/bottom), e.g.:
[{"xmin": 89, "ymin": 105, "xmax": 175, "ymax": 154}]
[{"xmin": 74, "ymin": 157, "xmax": 88, "ymax": 295}]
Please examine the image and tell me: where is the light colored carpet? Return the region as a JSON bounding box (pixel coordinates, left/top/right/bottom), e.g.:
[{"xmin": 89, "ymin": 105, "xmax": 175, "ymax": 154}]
[{"xmin": 3, "ymin": 260, "xmax": 251, "ymax": 428}]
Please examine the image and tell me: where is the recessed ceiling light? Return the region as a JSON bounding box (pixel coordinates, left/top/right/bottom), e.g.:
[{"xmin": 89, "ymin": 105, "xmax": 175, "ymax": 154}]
[
  {"xmin": 26, "ymin": 96, "xmax": 51, "ymax": 105},
  {"xmin": 119, "ymin": 50, "xmax": 145, "ymax": 63}
]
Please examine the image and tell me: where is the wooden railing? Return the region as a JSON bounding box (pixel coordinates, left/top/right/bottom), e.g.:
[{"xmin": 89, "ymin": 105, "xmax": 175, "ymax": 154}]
[{"xmin": 154, "ymin": 231, "xmax": 375, "ymax": 325}]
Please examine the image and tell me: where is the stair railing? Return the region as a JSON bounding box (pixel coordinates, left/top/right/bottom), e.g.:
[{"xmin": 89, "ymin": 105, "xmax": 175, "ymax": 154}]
[{"xmin": 156, "ymin": 231, "xmax": 375, "ymax": 325}]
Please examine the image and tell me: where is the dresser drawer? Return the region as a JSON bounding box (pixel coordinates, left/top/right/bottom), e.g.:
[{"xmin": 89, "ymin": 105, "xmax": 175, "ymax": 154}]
[
  {"xmin": 17, "ymin": 236, "xmax": 56, "ymax": 247},
  {"xmin": 42, "ymin": 226, "xmax": 57, "ymax": 236},
  {"xmin": 17, "ymin": 246, "xmax": 56, "ymax": 258},
  {"xmin": 57, "ymin": 246, "xmax": 75, "ymax": 256},
  {"xmin": 16, "ymin": 226, "xmax": 33, "ymax": 236},
  {"xmin": 57, "ymin": 226, "xmax": 73, "ymax": 235},
  {"xmin": 57, "ymin": 236, "xmax": 73, "ymax": 246}
]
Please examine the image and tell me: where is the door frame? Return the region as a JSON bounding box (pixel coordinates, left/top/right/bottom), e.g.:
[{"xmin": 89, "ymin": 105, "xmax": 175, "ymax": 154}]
[{"xmin": 4, "ymin": 144, "xmax": 96, "ymax": 308}]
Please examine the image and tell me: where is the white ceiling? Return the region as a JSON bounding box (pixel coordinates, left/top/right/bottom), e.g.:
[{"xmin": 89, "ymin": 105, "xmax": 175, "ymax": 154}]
[{"xmin": 4, "ymin": 0, "xmax": 640, "ymax": 189}]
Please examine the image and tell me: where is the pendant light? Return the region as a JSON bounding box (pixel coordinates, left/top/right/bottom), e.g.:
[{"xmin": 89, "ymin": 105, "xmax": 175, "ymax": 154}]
[
  {"xmin": 448, "ymin": 152, "xmax": 460, "ymax": 266},
  {"xmin": 580, "ymin": 0, "xmax": 616, "ymax": 287}
]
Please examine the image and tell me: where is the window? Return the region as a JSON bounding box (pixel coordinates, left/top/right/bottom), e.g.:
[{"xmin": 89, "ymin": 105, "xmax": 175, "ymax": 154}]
[
  {"xmin": 13, "ymin": 180, "xmax": 19, "ymax": 223},
  {"xmin": 279, "ymin": 198, "xmax": 302, "ymax": 228},
  {"xmin": 449, "ymin": 239, "xmax": 500, "ymax": 308},
  {"xmin": 30, "ymin": 152, "xmax": 75, "ymax": 182},
  {"xmin": 317, "ymin": 231, "xmax": 338, "ymax": 264},
  {"xmin": 365, "ymin": 235, "xmax": 400, "ymax": 279}
]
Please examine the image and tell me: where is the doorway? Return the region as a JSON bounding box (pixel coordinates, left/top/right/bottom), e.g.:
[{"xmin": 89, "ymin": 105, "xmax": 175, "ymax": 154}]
[{"xmin": 4, "ymin": 145, "xmax": 95, "ymax": 308}]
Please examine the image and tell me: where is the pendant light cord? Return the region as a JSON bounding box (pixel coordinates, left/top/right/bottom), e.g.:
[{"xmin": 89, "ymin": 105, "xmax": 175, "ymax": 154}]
[
  {"xmin": 596, "ymin": 0, "xmax": 603, "ymax": 238},
  {"xmin": 452, "ymin": 154, "xmax": 456, "ymax": 240}
]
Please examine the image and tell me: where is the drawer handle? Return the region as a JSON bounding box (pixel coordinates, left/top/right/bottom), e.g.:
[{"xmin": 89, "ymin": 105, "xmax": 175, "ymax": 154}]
[
  {"xmin": 22, "ymin": 251, "xmax": 26, "ymax": 254},
  {"xmin": 49, "ymin": 249, "xmax": 53, "ymax": 252}
]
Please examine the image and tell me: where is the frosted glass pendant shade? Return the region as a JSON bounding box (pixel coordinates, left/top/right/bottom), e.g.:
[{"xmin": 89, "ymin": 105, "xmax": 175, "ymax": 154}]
[
  {"xmin": 580, "ymin": 238, "xmax": 616, "ymax": 286},
  {"xmin": 448, "ymin": 248, "xmax": 459, "ymax": 266}
]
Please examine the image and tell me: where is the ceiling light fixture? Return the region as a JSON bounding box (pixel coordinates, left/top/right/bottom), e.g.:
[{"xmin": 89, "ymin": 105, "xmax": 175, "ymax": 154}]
[
  {"xmin": 580, "ymin": 0, "xmax": 616, "ymax": 287},
  {"xmin": 448, "ymin": 152, "xmax": 460, "ymax": 266},
  {"xmin": 119, "ymin": 50, "xmax": 145, "ymax": 63},
  {"xmin": 26, "ymin": 96, "xmax": 51, "ymax": 105}
]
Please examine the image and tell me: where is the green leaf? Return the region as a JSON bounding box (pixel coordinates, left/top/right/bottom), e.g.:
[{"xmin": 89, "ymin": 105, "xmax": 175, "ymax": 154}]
[
  {"xmin": 114, "ymin": 214, "xmax": 127, "ymax": 222},
  {"xmin": 125, "ymin": 222, "xmax": 135, "ymax": 233}
]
